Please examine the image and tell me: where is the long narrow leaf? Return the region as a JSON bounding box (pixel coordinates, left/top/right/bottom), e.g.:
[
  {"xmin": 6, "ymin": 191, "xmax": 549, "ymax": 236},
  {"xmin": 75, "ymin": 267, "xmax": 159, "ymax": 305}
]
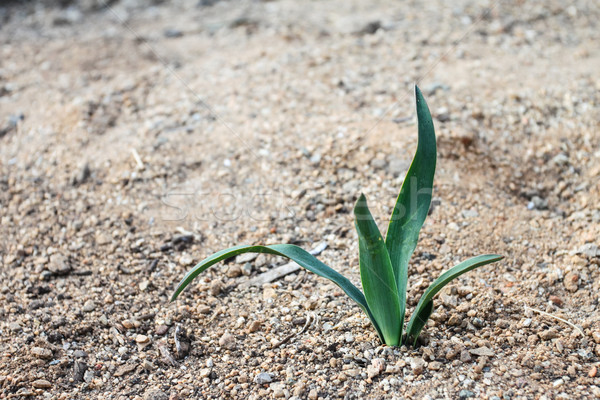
[
  {"xmin": 354, "ymin": 194, "xmax": 402, "ymax": 346},
  {"xmin": 385, "ymin": 86, "xmax": 437, "ymax": 328},
  {"xmin": 171, "ymin": 243, "xmax": 385, "ymax": 342},
  {"xmin": 405, "ymin": 254, "xmax": 504, "ymax": 346}
]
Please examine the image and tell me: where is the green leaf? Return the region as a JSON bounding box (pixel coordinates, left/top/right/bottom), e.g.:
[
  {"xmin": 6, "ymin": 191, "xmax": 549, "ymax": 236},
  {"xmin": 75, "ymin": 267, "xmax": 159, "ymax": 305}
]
[
  {"xmin": 171, "ymin": 243, "xmax": 385, "ymax": 342},
  {"xmin": 405, "ymin": 254, "xmax": 504, "ymax": 346},
  {"xmin": 354, "ymin": 194, "xmax": 402, "ymax": 346},
  {"xmin": 385, "ymin": 85, "xmax": 437, "ymax": 332}
]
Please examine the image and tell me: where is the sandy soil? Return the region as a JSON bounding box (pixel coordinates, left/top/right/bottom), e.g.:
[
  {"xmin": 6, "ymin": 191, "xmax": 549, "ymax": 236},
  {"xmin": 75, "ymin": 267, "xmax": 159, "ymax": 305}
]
[{"xmin": 1, "ymin": 0, "xmax": 599, "ymax": 399}]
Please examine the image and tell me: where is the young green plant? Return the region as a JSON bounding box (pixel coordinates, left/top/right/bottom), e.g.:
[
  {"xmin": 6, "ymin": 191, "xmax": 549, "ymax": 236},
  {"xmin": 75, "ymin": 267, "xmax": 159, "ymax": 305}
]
[{"xmin": 171, "ymin": 86, "xmax": 503, "ymax": 346}]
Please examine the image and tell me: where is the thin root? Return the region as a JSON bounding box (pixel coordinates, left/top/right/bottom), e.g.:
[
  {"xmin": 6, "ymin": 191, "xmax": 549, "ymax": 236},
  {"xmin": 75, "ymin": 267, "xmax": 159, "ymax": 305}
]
[
  {"xmin": 524, "ymin": 305, "xmax": 584, "ymax": 336},
  {"xmin": 272, "ymin": 312, "xmax": 316, "ymax": 349}
]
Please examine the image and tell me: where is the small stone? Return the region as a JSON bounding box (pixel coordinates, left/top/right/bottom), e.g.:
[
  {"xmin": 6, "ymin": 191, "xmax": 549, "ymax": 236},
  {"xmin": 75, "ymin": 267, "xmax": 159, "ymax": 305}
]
[
  {"xmin": 435, "ymin": 107, "xmax": 450, "ymax": 122},
  {"xmin": 367, "ymin": 358, "xmax": 385, "ymax": 379},
  {"xmin": 199, "ymin": 368, "xmax": 211, "ymax": 378},
  {"xmin": 155, "ymin": 325, "xmax": 169, "ymax": 335},
  {"xmin": 142, "ymin": 360, "xmax": 155, "ymax": 371},
  {"xmin": 73, "ymin": 360, "xmax": 88, "ymax": 382},
  {"xmin": 247, "ymin": 320, "xmax": 261, "ymax": 333},
  {"xmin": 136, "ymin": 334, "xmax": 150, "ymax": 344},
  {"xmin": 236, "ymin": 253, "xmax": 257, "ymax": 264},
  {"xmin": 445, "ymin": 347, "xmax": 460, "ymax": 360},
  {"xmin": 576, "ymin": 243, "xmax": 599, "ymax": 258},
  {"xmin": 428, "ymin": 361, "xmax": 442, "ymax": 370},
  {"xmin": 553, "ymin": 378, "xmax": 564, "ymax": 387},
  {"xmin": 96, "ymin": 232, "xmax": 111, "ymax": 245},
  {"xmin": 219, "ymin": 332, "xmax": 236, "ymax": 350},
  {"xmin": 263, "ymin": 287, "xmax": 277, "ymax": 301},
  {"xmin": 592, "ymin": 331, "xmax": 600, "ymax": 344},
  {"xmin": 32, "ymin": 379, "xmax": 52, "ymax": 389},
  {"xmin": 388, "ymin": 158, "xmax": 409, "ymax": 177},
  {"xmin": 242, "ymin": 262, "xmax": 253, "ymax": 276},
  {"xmin": 73, "ymin": 350, "xmax": 87, "ymax": 358},
  {"xmin": 539, "ymin": 328, "xmax": 559, "ymax": 340},
  {"xmin": 226, "ymin": 265, "xmax": 242, "ymax": 278},
  {"xmin": 528, "ymin": 196, "xmax": 548, "ymax": 210},
  {"xmin": 589, "ymin": 366, "xmax": 597, "ymax": 378},
  {"xmin": 472, "ymin": 317, "xmax": 485, "ymax": 328},
  {"xmin": 144, "ymin": 390, "xmax": 169, "ymax": 400},
  {"xmin": 31, "ymin": 347, "xmax": 52, "ymax": 359},
  {"xmin": 272, "ymin": 383, "xmax": 285, "ymax": 398},
  {"xmin": 82, "ymin": 300, "xmax": 95, "ymax": 312},
  {"xmin": 83, "ymin": 369, "xmax": 95, "ymax": 382},
  {"xmin": 114, "ymin": 363, "xmax": 137, "ymax": 377},
  {"xmin": 441, "ymin": 294, "xmax": 458, "ymax": 308},
  {"xmin": 9, "ymin": 322, "xmax": 21, "ymax": 332},
  {"xmin": 198, "ymin": 305, "xmax": 211, "ymax": 314},
  {"xmin": 448, "ymin": 314, "xmax": 462, "ymax": 326},
  {"xmin": 563, "ymin": 272, "xmax": 579, "ymax": 292},
  {"xmin": 254, "ymin": 372, "xmax": 273, "ymax": 384},
  {"xmin": 409, "ymin": 357, "xmax": 426, "ymax": 375},
  {"xmin": 163, "ymin": 28, "xmax": 183, "ymax": 38},
  {"xmin": 459, "ymin": 389, "xmax": 475, "ymax": 398},
  {"xmin": 71, "ymin": 162, "xmax": 91, "ymax": 185},
  {"xmin": 179, "ymin": 254, "xmax": 193, "ymax": 266},
  {"xmin": 460, "ymin": 350, "xmax": 472, "ymax": 363},
  {"xmin": 122, "ymin": 319, "xmax": 135, "ymax": 329},
  {"xmin": 462, "ymin": 209, "xmax": 479, "ymax": 218},
  {"xmin": 370, "ymin": 158, "xmax": 387, "ymax": 170},
  {"xmin": 48, "ymin": 254, "xmax": 72, "ymax": 275},
  {"xmin": 344, "ymin": 332, "xmax": 355, "ymax": 343},
  {"xmin": 209, "ymin": 280, "xmax": 222, "ymax": 296},
  {"xmin": 469, "ymin": 347, "xmax": 495, "ymax": 357},
  {"xmin": 308, "ymin": 388, "xmax": 318, "ymax": 400},
  {"xmin": 549, "ymin": 295, "xmax": 563, "ymax": 306}
]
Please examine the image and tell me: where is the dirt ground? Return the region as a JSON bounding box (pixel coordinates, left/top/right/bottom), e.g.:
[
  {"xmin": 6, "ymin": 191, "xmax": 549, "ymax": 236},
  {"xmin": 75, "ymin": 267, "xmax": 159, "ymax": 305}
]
[{"xmin": 1, "ymin": 0, "xmax": 599, "ymax": 399}]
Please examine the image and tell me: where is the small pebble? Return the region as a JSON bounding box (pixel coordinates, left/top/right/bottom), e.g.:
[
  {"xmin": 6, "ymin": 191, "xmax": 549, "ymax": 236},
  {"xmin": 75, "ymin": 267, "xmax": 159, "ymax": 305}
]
[
  {"xmin": 136, "ymin": 334, "xmax": 150, "ymax": 344},
  {"xmin": 155, "ymin": 325, "xmax": 169, "ymax": 335},
  {"xmin": 82, "ymin": 300, "xmax": 95, "ymax": 312},
  {"xmin": 428, "ymin": 361, "xmax": 442, "ymax": 370},
  {"xmin": 209, "ymin": 281, "xmax": 222, "ymax": 296},
  {"xmin": 253, "ymin": 372, "xmax": 273, "ymax": 384},
  {"xmin": 219, "ymin": 332, "xmax": 236, "ymax": 349},
  {"xmin": 32, "ymin": 379, "xmax": 52, "ymax": 389},
  {"xmin": 31, "ymin": 347, "xmax": 52, "ymax": 359},
  {"xmin": 460, "ymin": 350, "xmax": 472, "ymax": 363},
  {"xmin": 549, "ymin": 295, "xmax": 563, "ymax": 306},
  {"xmin": 247, "ymin": 320, "xmax": 261, "ymax": 333}
]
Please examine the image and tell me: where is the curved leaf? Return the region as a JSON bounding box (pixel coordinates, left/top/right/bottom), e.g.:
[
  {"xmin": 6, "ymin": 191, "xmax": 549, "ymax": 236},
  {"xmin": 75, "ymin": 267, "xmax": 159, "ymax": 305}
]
[
  {"xmin": 405, "ymin": 254, "xmax": 504, "ymax": 346},
  {"xmin": 385, "ymin": 85, "xmax": 437, "ymax": 326},
  {"xmin": 354, "ymin": 194, "xmax": 402, "ymax": 345},
  {"xmin": 171, "ymin": 243, "xmax": 385, "ymax": 342}
]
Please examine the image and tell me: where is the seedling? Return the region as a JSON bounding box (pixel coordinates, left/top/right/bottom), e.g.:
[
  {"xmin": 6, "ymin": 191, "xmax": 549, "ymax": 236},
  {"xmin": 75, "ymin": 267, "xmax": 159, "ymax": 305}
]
[{"xmin": 171, "ymin": 86, "xmax": 503, "ymax": 346}]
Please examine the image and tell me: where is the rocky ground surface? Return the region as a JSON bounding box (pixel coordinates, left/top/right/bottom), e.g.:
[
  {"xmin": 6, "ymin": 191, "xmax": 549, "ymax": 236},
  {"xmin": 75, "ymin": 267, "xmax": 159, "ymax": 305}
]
[{"xmin": 1, "ymin": 0, "xmax": 599, "ymax": 399}]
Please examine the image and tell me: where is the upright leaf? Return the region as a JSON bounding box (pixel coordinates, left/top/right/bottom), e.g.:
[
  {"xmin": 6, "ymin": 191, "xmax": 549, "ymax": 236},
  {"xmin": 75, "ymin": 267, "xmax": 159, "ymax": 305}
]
[
  {"xmin": 171, "ymin": 243, "xmax": 385, "ymax": 342},
  {"xmin": 385, "ymin": 85, "xmax": 437, "ymax": 328},
  {"xmin": 354, "ymin": 194, "xmax": 402, "ymax": 345},
  {"xmin": 405, "ymin": 254, "xmax": 504, "ymax": 346}
]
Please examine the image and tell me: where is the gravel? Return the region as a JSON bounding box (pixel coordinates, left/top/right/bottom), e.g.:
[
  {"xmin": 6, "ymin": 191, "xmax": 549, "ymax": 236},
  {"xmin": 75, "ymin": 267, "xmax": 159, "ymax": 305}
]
[{"xmin": 1, "ymin": 0, "xmax": 599, "ymax": 399}]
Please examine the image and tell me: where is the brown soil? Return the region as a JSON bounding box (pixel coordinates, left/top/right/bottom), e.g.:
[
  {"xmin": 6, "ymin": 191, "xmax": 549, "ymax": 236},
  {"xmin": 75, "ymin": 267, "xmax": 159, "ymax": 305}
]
[{"xmin": 1, "ymin": 0, "xmax": 599, "ymax": 399}]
